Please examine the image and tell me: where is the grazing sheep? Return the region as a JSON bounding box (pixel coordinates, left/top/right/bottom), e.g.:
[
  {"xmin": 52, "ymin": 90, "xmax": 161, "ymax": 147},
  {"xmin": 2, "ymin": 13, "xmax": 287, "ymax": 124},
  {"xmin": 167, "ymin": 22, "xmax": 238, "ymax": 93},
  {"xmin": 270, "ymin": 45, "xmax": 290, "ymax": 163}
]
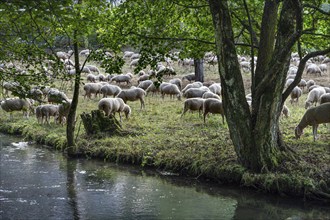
[
  {"xmin": 182, "ymin": 73, "xmax": 195, "ymax": 82},
  {"xmin": 321, "ymin": 57, "xmax": 330, "ymax": 64},
  {"xmin": 137, "ymin": 80, "xmax": 153, "ymax": 90},
  {"xmin": 3, "ymin": 81, "xmax": 20, "ymax": 97},
  {"xmin": 319, "ymin": 93, "xmax": 330, "ymax": 104},
  {"xmin": 306, "ymin": 64, "xmax": 322, "ymax": 76},
  {"xmin": 319, "ymin": 64, "xmax": 327, "ymax": 73},
  {"xmin": 56, "ymin": 51, "xmax": 69, "ymax": 60},
  {"xmin": 160, "ymin": 84, "xmax": 181, "ymax": 100},
  {"xmin": 183, "ymin": 87, "xmax": 210, "ymax": 99},
  {"xmin": 130, "ymin": 53, "xmax": 141, "ymax": 60},
  {"xmin": 295, "ymin": 103, "xmax": 330, "ymax": 141},
  {"xmin": 208, "ymin": 83, "xmax": 221, "ymax": 96},
  {"xmin": 28, "ymin": 88, "xmax": 43, "ymax": 103},
  {"xmin": 40, "ymin": 104, "xmax": 59, "ymax": 124},
  {"xmin": 129, "ymin": 59, "xmax": 139, "ymax": 68},
  {"xmin": 116, "ymin": 87, "xmax": 146, "ymax": 110},
  {"xmin": 169, "ymin": 78, "xmax": 182, "ymax": 91},
  {"xmin": 203, "ymin": 81, "xmax": 215, "ymax": 87},
  {"xmin": 1, "ymin": 98, "xmax": 32, "ymax": 119},
  {"xmin": 137, "ymin": 74, "xmax": 150, "ymax": 83},
  {"xmin": 290, "ymin": 86, "xmax": 302, "ymax": 105},
  {"xmin": 47, "ymin": 88, "xmax": 70, "ymax": 104},
  {"xmin": 100, "ymin": 84, "xmax": 122, "ymax": 98},
  {"xmin": 123, "ymin": 51, "xmax": 134, "ymax": 58},
  {"xmin": 58, "ymin": 100, "xmax": 71, "ymax": 125},
  {"xmin": 35, "ymin": 105, "xmax": 43, "ymax": 123},
  {"xmin": 305, "ymin": 87, "xmax": 326, "ymax": 109},
  {"xmin": 156, "ymin": 66, "xmax": 176, "ymax": 76},
  {"xmin": 83, "ymin": 83, "xmax": 104, "ymax": 99},
  {"xmin": 203, "ymin": 98, "xmax": 225, "ymax": 123},
  {"xmin": 282, "ymin": 104, "xmax": 290, "ymax": 118},
  {"xmin": 285, "ymin": 78, "xmax": 294, "ymax": 88},
  {"xmin": 145, "ymin": 83, "xmax": 159, "ymax": 96},
  {"xmin": 122, "ymin": 104, "xmax": 131, "ymax": 120},
  {"xmin": 181, "ymin": 81, "xmax": 203, "ymax": 93},
  {"xmin": 98, "ymin": 97, "xmax": 130, "ymax": 122},
  {"xmin": 110, "ymin": 74, "xmax": 132, "ymax": 85},
  {"xmin": 87, "ymin": 73, "xmax": 98, "ymax": 83},
  {"xmin": 306, "ymin": 80, "xmax": 315, "ymax": 90},
  {"xmin": 298, "ymin": 79, "xmax": 307, "ymax": 91},
  {"xmin": 79, "ymin": 49, "xmax": 90, "ymax": 57},
  {"xmin": 202, "ymin": 91, "xmax": 221, "ymax": 100},
  {"xmin": 181, "ymin": 98, "xmax": 205, "ymax": 117},
  {"xmin": 98, "ymin": 73, "xmax": 106, "ymax": 82},
  {"xmin": 86, "ymin": 65, "xmax": 100, "ymax": 74}
]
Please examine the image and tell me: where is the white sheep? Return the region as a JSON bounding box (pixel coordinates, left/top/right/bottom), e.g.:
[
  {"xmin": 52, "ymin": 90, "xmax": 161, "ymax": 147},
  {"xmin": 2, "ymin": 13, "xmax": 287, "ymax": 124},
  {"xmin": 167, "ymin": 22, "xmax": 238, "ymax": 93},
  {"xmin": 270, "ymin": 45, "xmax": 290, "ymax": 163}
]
[
  {"xmin": 86, "ymin": 73, "xmax": 98, "ymax": 83},
  {"xmin": 181, "ymin": 81, "xmax": 203, "ymax": 94},
  {"xmin": 79, "ymin": 49, "xmax": 90, "ymax": 57},
  {"xmin": 319, "ymin": 93, "xmax": 330, "ymax": 104},
  {"xmin": 86, "ymin": 65, "xmax": 100, "ymax": 74},
  {"xmin": 110, "ymin": 74, "xmax": 132, "ymax": 85},
  {"xmin": 58, "ymin": 100, "xmax": 71, "ymax": 125},
  {"xmin": 295, "ymin": 103, "xmax": 330, "ymax": 141},
  {"xmin": 145, "ymin": 83, "xmax": 159, "ymax": 96},
  {"xmin": 1, "ymin": 98, "xmax": 32, "ymax": 119},
  {"xmin": 305, "ymin": 87, "xmax": 326, "ymax": 109},
  {"xmin": 100, "ymin": 84, "xmax": 122, "ymax": 98},
  {"xmin": 306, "ymin": 64, "xmax": 322, "ymax": 76},
  {"xmin": 123, "ymin": 51, "xmax": 134, "ymax": 58},
  {"xmin": 290, "ymin": 86, "xmax": 302, "ymax": 105},
  {"xmin": 168, "ymin": 78, "xmax": 182, "ymax": 91},
  {"xmin": 39, "ymin": 104, "xmax": 59, "ymax": 124},
  {"xmin": 202, "ymin": 91, "xmax": 221, "ymax": 100},
  {"xmin": 160, "ymin": 84, "xmax": 181, "ymax": 100},
  {"xmin": 137, "ymin": 80, "xmax": 153, "ymax": 90},
  {"xmin": 208, "ymin": 83, "xmax": 221, "ymax": 96},
  {"xmin": 98, "ymin": 73, "xmax": 106, "ymax": 82},
  {"xmin": 183, "ymin": 87, "xmax": 210, "ymax": 99},
  {"xmin": 182, "ymin": 73, "xmax": 195, "ymax": 82},
  {"xmin": 319, "ymin": 64, "xmax": 327, "ymax": 74},
  {"xmin": 297, "ymin": 79, "xmax": 307, "ymax": 91},
  {"xmin": 181, "ymin": 98, "xmax": 205, "ymax": 117},
  {"xmin": 282, "ymin": 104, "xmax": 290, "ymax": 118},
  {"xmin": 306, "ymin": 80, "xmax": 315, "ymax": 90},
  {"xmin": 98, "ymin": 97, "xmax": 130, "ymax": 122},
  {"xmin": 129, "ymin": 59, "xmax": 139, "ymax": 68},
  {"xmin": 83, "ymin": 83, "xmax": 104, "ymax": 99},
  {"xmin": 203, "ymin": 98, "xmax": 225, "ymax": 123},
  {"xmin": 130, "ymin": 53, "xmax": 141, "ymax": 60},
  {"xmin": 285, "ymin": 78, "xmax": 294, "ymax": 88},
  {"xmin": 116, "ymin": 87, "xmax": 146, "ymax": 109},
  {"xmin": 137, "ymin": 74, "xmax": 150, "ymax": 83},
  {"xmin": 3, "ymin": 81, "xmax": 20, "ymax": 97},
  {"xmin": 203, "ymin": 81, "xmax": 215, "ymax": 87},
  {"xmin": 156, "ymin": 66, "xmax": 176, "ymax": 76},
  {"xmin": 47, "ymin": 88, "xmax": 70, "ymax": 104}
]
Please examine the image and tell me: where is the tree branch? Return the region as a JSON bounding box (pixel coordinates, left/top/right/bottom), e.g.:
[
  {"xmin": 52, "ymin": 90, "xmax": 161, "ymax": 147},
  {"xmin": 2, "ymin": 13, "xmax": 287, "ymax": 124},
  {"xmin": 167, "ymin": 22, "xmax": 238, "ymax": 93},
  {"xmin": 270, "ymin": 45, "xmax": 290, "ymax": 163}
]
[
  {"xmin": 303, "ymin": 3, "xmax": 330, "ymax": 16},
  {"xmin": 282, "ymin": 47, "xmax": 330, "ymax": 103},
  {"xmin": 171, "ymin": 0, "xmax": 209, "ymax": 9}
]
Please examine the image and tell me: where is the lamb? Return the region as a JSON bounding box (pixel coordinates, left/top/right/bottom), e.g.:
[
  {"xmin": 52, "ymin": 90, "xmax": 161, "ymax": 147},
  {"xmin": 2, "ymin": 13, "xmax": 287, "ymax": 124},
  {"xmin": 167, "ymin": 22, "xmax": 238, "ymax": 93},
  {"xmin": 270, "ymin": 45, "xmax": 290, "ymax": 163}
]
[
  {"xmin": 47, "ymin": 88, "xmax": 70, "ymax": 104},
  {"xmin": 181, "ymin": 98, "xmax": 205, "ymax": 117},
  {"xmin": 116, "ymin": 87, "xmax": 146, "ymax": 109},
  {"xmin": 290, "ymin": 86, "xmax": 302, "ymax": 105},
  {"xmin": 1, "ymin": 98, "xmax": 32, "ymax": 119},
  {"xmin": 202, "ymin": 91, "xmax": 221, "ymax": 100},
  {"xmin": 98, "ymin": 97, "xmax": 130, "ymax": 122},
  {"xmin": 305, "ymin": 87, "xmax": 326, "ymax": 109},
  {"xmin": 306, "ymin": 64, "xmax": 322, "ymax": 76},
  {"xmin": 203, "ymin": 98, "xmax": 225, "ymax": 123},
  {"xmin": 168, "ymin": 78, "xmax": 182, "ymax": 91},
  {"xmin": 110, "ymin": 74, "xmax": 132, "ymax": 85},
  {"xmin": 181, "ymin": 81, "xmax": 203, "ymax": 93},
  {"xmin": 137, "ymin": 80, "xmax": 153, "ymax": 90},
  {"xmin": 295, "ymin": 103, "xmax": 330, "ymax": 141},
  {"xmin": 319, "ymin": 93, "xmax": 330, "ymax": 104},
  {"xmin": 208, "ymin": 83, "xmax": 221, "ymax": 96},
  {"xmin": 160, "ymin": 84, "xmax": 181, "ymax": 100},
  {"xmin": 39, "ymin": 104, "xmax": 59, "ymax": 124},
  {"xmin": 183, "ymin": 87, "xmax": 210, "ymax": 99},
  {"xmin": 100, "ymin": 84, "xmax": 122, "ymax": 98},
  {"xmin": 182, "ymin": 73, "xmax": 195, "ymax": 82},
  {"xmin": 83, "ymin": 83, "xmax": 104, "ymax": 99}
]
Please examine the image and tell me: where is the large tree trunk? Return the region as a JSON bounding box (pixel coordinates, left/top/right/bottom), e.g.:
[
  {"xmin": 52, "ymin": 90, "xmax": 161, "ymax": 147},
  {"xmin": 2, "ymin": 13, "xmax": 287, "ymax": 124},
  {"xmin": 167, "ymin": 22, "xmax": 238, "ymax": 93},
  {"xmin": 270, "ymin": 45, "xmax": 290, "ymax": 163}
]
[
  {"xmin": 194, "ymin": 58, "xmax": 204, "ymax": 82},
  {"xmin": 208, "ymin": 0, "xmax": 298, "ymax": 172},
  {"xmin": 66, "ymin": 29, "xmax": 80, "ymax": 156}
]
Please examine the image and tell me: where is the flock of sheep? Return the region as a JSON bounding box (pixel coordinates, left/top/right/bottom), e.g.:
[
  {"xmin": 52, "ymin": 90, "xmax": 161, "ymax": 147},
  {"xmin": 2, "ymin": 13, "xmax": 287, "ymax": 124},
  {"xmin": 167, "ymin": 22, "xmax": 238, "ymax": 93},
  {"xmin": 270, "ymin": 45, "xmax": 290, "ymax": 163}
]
[{"xmin": 1, "ymin": 49, "xmax": 330, "ymax": 141}]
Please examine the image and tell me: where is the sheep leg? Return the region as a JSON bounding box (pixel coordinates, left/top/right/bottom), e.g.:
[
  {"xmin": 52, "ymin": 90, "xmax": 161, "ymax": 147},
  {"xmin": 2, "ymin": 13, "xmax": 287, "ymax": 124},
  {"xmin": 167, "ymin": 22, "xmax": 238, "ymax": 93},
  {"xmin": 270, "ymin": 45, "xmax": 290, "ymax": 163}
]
[{"xmin": 313, "ymin": 124, "xmax": 319, "ymax": 141}]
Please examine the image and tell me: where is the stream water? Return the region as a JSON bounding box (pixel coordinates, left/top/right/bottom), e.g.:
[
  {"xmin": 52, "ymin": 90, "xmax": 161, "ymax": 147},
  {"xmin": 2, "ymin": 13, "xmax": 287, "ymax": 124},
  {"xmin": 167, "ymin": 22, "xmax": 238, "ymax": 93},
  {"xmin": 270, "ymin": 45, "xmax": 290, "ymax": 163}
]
[{"xmin": 1, "ymin": 133, "xmax": 329, "ymax": 219}]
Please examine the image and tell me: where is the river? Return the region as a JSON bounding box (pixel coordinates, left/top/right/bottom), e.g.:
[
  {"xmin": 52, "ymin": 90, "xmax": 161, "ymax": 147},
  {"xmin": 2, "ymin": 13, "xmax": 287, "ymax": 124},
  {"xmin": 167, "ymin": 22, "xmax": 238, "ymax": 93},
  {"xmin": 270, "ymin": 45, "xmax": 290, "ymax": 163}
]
[{"xmin": 1, "ymin": 133, "xmax": 329, "ymax": 219}]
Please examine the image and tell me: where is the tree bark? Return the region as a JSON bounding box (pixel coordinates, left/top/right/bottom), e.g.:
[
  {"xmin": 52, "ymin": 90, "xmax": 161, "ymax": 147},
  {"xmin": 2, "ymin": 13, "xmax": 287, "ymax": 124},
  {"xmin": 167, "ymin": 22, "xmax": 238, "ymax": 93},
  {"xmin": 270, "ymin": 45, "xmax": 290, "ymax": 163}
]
[{"xmin": 194, "ymin": 58, "xmax": 204, "ymax": 82}]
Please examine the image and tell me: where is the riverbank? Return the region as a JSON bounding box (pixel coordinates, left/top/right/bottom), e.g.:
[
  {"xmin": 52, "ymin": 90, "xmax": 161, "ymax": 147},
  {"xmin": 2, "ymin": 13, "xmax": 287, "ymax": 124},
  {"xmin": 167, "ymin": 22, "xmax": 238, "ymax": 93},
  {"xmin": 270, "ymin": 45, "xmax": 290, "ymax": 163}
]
[{"xmin": 1, "ymin": 102, "xmax": 329, "ymax": 203}]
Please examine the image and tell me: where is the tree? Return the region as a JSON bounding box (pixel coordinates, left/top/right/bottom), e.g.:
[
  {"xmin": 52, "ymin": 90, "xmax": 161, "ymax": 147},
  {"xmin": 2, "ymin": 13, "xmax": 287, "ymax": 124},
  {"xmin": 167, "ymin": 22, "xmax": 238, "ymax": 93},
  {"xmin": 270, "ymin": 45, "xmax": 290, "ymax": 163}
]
[{"xmin": 101, "ymin": 0, "xmax": 330, "ymax": 172}]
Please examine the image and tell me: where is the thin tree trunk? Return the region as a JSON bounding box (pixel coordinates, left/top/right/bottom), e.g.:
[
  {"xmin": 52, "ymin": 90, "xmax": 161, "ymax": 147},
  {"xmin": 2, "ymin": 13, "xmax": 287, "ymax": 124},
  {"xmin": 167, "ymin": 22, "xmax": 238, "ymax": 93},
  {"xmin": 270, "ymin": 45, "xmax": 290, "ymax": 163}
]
[{"xmin": 194, "ymin": 58, "xmax": 204, "ymax": 82}]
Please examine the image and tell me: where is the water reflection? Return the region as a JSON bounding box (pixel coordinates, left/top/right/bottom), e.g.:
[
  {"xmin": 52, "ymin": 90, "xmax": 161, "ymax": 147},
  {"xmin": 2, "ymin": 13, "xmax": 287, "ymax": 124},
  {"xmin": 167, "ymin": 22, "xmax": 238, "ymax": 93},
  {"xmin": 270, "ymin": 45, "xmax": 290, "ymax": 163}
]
[{"xmin": 1, "ymin": 133, "xmax": 330, "ymax": 220}]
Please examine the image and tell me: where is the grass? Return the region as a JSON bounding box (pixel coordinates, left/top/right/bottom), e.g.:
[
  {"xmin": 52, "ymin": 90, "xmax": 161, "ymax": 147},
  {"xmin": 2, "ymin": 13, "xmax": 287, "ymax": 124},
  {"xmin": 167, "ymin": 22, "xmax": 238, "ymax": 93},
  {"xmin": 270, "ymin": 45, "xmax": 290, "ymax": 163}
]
[{"xmin": 1, "ymin": 57, "xmax": 329, "ymax": 202}]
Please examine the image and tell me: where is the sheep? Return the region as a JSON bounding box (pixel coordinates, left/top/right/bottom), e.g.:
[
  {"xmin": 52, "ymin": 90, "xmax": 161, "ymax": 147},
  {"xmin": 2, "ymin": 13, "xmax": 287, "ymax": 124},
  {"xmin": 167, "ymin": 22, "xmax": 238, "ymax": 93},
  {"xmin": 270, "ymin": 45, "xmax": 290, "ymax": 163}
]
[
  {"xmin": 39, "ymin": 104, "xmax": 59, "ymax": 124},
  {"xmin": 47, "ymin": 88, "xmax": 70, "ymax": 104},
  {"xmin": 297, "ymin": 79, "xmax": 307, "ymax": 91},
  {"xmin": 295, "ymin": 103, "xmax": 330, "ymax": 141},
  {"xmin": 86, "ymin": 73, "xmax": 98, "ymax": 83},
  {"xmin": 86, "ymin": 65, "xmax": 100, "ymax": 74},
  {"xmin": 183, "ymin": 87, "xmax": 210, "ymax": 99},
  {"xmin": 160, "ymin": 84, "xmax": 181, "ymax": 100},
  {"xmin": 203, "ymin": 81, "xmax": 215, "ymax": 87},
  {"xmin": 319, "ymin": 93, "xmax": 330, "ymax": 104},
  {"xmin": 35, "ymin": 105, "xmax": 43, "ymax": 123},
  {"xmin": 281, "ymin": 104, "xmax": 290, "ymax": 118},
  {"xmin": 137, "ymin": 74, "xmax": 150, "ymax": 83},
  {"xmin": 98, "ymin": 97, "xmax": 130, "ymax": 122},
  {"xmin": 168, "ymin": 78, "xmax": 182, "ymax": 91},
  {"xmin": 285, "ymin": 78, "xmax": 294, "ymax": 88},
  {"xmin": 290, "ymin": 86, "xmax": 302, "ymax": 105},
  {"xmin": 181, "ymin": 81, "xmax": 203, "ymax": 93},
  {"xmin": 129, "ymin": 59, "xmax": 139, "ymax": 68},
  {"xmin": 203, "ymin": 98, "xmax": 225, "ymax": 123},
  {"xmin": 58, "ymin": 100, "xmax": 71, "ymax": 125},
  {"xmin": 156, "ymin": 66, "xmax": 176, "ymax": 76},
  {"xmin": 202, "ymin": 91, "xmax": 221, "ymax": 100},
  {"xmin": 322, "ymin": 57, "xmax": 330, "ymax": 64},
  {"xmin": 123, "ymin": 51, "xmax": 134, "ymax": 58},
  {"xmin": 110, "ymin": 74, "xmax": 132, "ymax": 85},
  {"xmin": 145, "ymin": 83, "xmax": 159, "ymax": 96},
  {"xmin": 56, "ymin": 51, "xmax": 69, "ymax": 60},
  {"xmin": 3, "ymin": 81, "xmax": 19, "ymax": 97},
  {"xmin": 137, "ymin": 80, "xmax": 153, "ymax": 90},
  {"xmin": 319, "ymin": 64, "xmax": 327, "ymax": 73},
  {"xmin": 130, "ymin": 53, "xmax": 141, "ymax": 60},
  {"xmin": 182, "ymin": 73, "xmax": 195, "ymax": 82},
  {"xmin": 305, "ymin": 87, "xmax": 326, "ymax": 109},
  {"xmin": 1, "ymin": 98, "xmax": 32, "ymax": 119},
  {"xmin": 98, "ymin": 73, "xmax": 106, "ymax": 82},
  {"xmin": 83, "ymin": 83, "xmax": 104, "ymax": 99},
  {"xmin": 100, "ymin": 84, "xmax": 122, "ymax": 98},
  {"xmin": 306, "ymin": 64, "xmax": 322, "ymax": 76},
  {"xmin": 79, "ymin": 49, "xmax": 90, "ymax": 57},
  {"xmin": 181, "ymin": 98, "xmax": 205, "ymax": 117},
  {"xmin": 116, "ymin": 87, "xmax": 146, "ymax": 110},
  {"xmin": 306, "ymin": 80, "xmax": 315, "ymax": 90},
  {"xmin": 208, "ymin": 83, "xmax": 221, "ymax": 96}
]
